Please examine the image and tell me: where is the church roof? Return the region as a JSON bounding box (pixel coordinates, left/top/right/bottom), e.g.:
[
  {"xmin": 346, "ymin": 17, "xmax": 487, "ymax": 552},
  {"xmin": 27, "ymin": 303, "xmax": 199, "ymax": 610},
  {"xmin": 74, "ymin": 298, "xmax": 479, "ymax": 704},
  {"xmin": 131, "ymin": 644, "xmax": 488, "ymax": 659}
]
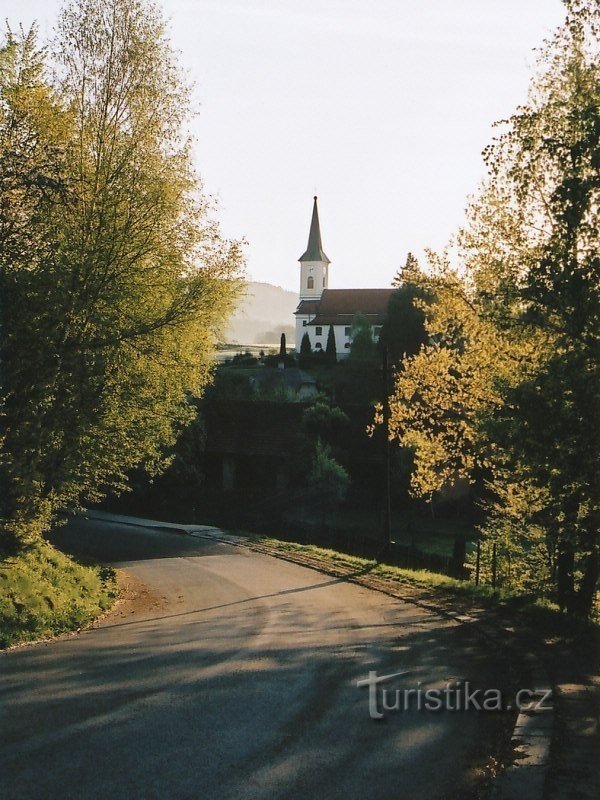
[
  {"xmin": 299, "ymin": 196, "xmax": 330, "ymax": 263},
  {"xmin": 294, "ymin": 299, "xmax": 320, "ymax": 315},
  {"xmin": 304, "ymin": 288, "xmax": 394, "ymax": 326}
]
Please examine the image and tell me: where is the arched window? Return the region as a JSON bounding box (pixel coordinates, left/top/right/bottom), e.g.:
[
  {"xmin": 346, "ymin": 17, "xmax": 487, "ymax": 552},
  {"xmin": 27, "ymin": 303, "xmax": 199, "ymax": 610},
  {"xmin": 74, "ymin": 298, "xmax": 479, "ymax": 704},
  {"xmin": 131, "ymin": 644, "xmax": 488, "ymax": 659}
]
[{"xmin": 307, "ymin": 276, "xmax": 314, "ymax": 289}]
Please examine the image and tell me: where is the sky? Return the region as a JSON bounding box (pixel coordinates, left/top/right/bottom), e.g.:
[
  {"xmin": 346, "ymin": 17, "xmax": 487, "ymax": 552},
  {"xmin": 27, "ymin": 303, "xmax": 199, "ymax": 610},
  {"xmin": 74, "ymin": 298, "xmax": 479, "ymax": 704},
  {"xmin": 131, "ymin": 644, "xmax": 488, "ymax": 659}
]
[{"xmin": 8, "ymin": 0, "xmax": 566, "ymax": 292}]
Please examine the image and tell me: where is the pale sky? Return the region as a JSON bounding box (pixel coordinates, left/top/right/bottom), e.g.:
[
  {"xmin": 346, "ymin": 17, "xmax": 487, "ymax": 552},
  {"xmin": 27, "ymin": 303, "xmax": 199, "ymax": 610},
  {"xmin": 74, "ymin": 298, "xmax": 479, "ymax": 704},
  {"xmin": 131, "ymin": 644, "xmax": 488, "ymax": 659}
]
[{"xmin": 8, "ymin": 0, "xmax": 566, "ymax": 291}]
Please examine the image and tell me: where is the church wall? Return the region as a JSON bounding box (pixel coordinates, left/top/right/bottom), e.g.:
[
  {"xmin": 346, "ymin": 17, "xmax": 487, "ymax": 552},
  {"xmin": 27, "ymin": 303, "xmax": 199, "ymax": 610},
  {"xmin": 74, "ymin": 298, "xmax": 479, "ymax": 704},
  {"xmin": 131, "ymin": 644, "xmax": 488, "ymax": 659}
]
[
  {"xmin": 299, "ymin": 260, "xmax": 327, "ymax": 300},
  {"xmin": 294, "ymin": 321, "xmax": 381, "ymax": 358}
]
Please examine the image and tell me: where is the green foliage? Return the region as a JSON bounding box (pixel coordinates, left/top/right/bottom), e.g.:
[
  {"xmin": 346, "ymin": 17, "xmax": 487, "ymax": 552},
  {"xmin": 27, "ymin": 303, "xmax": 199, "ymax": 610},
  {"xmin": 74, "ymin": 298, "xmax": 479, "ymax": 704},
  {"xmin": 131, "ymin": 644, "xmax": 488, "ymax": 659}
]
[
  {"xmin": 264, "ymin": 352, "xmax": 296, "ymax": 368},
  {"xmin": 205, "ymin": 368, "xmax": 256, "ymax": 402},
  {"xmin": 228, "ymin": 351, "xmax": 258, "ymax": 366},
  {"xmin": 0, "ymin": 2, "xmax": 244, "ymax": 546},
  {"xmin": 298, "ymin": 331, "xmax": 312, "ymax": 369},
  {"xmin": 348, "ymin": 313, "xmax": 378, "ymax": 366},
  {"xmin": 308, "ymin": 440, "xmax": 350, "ymax": 518},
  {"xmin": 302, "ymin": 402, "xmax": 349, "ymax": 453},
  {"xmin": 386, "ymin": 0, "xmax": 600, "ymax": 616},
  {"xmin": 325, "ymin": 324, "xmax": 337, "ymax": 364},
  {"xmin": 0, "ymin": 541, "xmax": 118, "ymax": 648},
  {"xmin": 379, "ymin": 254, "xmax": 430, "ymax": 364},
  {"xmin": 300, "ymin": 332, "xmax": 312, "ymax": 354}
]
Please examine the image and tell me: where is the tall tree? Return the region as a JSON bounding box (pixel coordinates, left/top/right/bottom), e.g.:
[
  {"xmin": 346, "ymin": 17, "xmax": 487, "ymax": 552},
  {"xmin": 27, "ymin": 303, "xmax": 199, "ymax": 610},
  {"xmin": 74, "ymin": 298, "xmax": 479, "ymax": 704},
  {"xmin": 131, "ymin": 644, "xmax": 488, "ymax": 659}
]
[
  {"xmin": 386, "ymin": 0, "xmax": 600, "ymax": 616},
  {"xmin": 299, "ymin": 331, "xmax": 312, "ymax": 369},
  {"xmin": 379, "ymin": 253, "xmax": 429, "ymax": 365},
  {"xmin": 325, "ymin": 324, "xmax": 337, "ymax": 365},
  {"xmin": 0, "ymin": 2, "xmax": 244, "ymax": 547}
]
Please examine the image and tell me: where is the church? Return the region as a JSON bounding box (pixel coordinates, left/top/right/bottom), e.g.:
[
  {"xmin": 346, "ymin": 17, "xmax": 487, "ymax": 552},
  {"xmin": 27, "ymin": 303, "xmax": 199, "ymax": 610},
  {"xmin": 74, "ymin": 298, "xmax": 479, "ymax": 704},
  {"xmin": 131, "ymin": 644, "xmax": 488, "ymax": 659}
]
[{"xmin": 294, "ymin": 197, "xmax": 394, "ymax": 358}]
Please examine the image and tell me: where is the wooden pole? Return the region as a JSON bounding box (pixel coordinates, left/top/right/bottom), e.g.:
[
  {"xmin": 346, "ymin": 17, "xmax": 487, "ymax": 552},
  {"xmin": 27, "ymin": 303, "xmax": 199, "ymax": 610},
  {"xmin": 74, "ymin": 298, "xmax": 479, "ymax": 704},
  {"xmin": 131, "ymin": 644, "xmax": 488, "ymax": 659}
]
[{"xmin": 382, "ymin": 347, "xmax": 392, "ymax": 550}]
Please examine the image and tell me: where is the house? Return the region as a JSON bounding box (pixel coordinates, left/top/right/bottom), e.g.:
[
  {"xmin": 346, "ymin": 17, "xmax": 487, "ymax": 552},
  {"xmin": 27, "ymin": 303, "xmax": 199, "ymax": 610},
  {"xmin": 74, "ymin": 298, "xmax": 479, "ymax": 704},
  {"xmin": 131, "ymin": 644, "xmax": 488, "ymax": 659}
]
[
  {"xmin": 249, "ymin": 366, "xmax": 318, "ymax": 400},
  {"xmin": 294, "ymin": 197, "xmax": 394, "ymax": 357}
]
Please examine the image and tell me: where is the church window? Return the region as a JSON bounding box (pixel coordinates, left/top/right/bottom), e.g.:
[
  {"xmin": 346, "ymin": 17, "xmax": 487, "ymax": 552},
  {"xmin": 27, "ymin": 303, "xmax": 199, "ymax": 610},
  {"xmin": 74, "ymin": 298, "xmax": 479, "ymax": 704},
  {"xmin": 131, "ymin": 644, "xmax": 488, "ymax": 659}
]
[
  {"xmin": 344, "ymin": 342, "xmax": 350, "ymax": 349},
  {"xmin": 344, "ymin": 327, "xmax": 351, "ymax": 336},
  {"xmin": 315, "ymin": 326, "xmax": 322, "ymax": 336},
  {"xmin": 303, "ymin": 320, "xmax": 308, "ymax": 326},
  {"xmin": 315, "ymin": 343, "xmax": 322, "ymax": 350},
  {"xmin": 307, "ymin": 276, "xmax": 314, "ymax": 289}
]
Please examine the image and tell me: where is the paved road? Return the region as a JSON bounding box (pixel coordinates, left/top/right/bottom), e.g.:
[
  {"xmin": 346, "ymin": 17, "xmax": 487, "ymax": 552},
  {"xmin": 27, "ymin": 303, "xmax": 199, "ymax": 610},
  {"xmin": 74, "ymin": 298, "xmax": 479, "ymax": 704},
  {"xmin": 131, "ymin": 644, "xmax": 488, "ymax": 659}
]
[{"xmin": 1, "ymin": 517, "xmax": 512, "ymax": 800}]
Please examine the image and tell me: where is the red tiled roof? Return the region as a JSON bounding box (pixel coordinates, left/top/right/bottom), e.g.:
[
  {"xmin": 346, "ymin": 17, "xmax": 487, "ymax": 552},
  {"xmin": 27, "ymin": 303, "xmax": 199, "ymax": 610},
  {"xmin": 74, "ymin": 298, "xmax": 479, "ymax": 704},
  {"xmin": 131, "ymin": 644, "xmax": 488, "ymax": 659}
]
[
  {"xmin": 301, "ymin": 288, "xmax": 394, "ymax": 326},
  {"xmin": 319, "ymin": 288, "xmax": 394, "ymax": 312},
  {"xmin": 307, "ymin": 314, "xmax": 385, "ymax": 326}
]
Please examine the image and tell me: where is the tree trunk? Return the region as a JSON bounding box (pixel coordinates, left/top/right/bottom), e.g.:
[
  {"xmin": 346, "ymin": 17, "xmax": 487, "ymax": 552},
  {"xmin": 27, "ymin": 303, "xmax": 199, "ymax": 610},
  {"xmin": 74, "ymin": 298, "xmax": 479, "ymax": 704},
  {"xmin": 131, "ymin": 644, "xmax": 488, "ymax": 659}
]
[
  {"xmin": 556, "ymin": 539, "xmax": 575, "ymax": 613},
  {"xmin": 573, "ymin": 544, "xmax": 600, "ymax": 619}
]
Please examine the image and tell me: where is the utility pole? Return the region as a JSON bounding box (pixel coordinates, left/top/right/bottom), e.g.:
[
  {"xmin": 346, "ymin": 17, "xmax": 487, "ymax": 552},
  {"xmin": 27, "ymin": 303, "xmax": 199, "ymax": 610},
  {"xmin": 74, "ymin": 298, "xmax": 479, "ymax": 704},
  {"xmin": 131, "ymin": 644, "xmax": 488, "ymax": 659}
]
[{"xmin": 382, "ymin": 346, "xmax": 392, "ymax": 551}]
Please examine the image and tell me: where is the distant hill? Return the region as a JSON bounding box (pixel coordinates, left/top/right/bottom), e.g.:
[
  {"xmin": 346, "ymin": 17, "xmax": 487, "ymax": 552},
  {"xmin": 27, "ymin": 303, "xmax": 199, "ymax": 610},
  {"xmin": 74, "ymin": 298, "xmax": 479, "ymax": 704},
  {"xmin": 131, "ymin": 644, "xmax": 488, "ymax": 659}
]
[{"xmin": 224, "ymin": 281, "xmax": 297, "ymax": 346}]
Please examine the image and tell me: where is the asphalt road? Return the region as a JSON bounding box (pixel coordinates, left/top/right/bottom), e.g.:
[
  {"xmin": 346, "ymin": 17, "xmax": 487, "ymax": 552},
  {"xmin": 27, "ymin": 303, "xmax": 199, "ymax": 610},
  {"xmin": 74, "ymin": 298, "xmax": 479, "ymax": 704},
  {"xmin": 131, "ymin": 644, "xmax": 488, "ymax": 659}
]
[{"xmin": 1, "ymin": 517, "xmax": 512, "ymax": 800}]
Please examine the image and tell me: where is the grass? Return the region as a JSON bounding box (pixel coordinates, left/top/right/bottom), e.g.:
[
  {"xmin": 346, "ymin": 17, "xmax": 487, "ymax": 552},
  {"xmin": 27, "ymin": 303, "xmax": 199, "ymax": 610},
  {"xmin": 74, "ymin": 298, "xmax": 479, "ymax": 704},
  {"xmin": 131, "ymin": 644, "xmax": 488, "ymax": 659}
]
[
  {"xmin": 245, "ymin": 533, "xmax": 581, "ymax": 626},
  {"xmin": 0, "ymin": 541, "xmax": 119, "ymax": 649}
]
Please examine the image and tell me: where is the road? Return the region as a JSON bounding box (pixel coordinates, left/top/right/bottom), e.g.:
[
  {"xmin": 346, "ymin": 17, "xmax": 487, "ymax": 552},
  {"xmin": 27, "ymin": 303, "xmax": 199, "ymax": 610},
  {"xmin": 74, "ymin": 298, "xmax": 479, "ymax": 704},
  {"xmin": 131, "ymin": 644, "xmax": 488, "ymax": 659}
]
[{"xmin": 1, "ymin": 517, "xmax": 512, "ymax": 800}]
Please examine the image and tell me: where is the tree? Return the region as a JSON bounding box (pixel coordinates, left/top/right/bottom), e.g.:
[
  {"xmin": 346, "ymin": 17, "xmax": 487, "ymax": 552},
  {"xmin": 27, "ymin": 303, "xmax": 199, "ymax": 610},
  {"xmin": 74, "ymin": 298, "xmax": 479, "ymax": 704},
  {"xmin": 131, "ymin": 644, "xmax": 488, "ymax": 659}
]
[
  {"xmin": 379, "ymin": 253, "xmax": 429, "ymax": 365},
  {"xmin": 348, "ymin": 313, "xmax": 378, "ymax": 366},
  {"xmin": 308, "ymin": 440, "xmax": 350, "ymax": 526},
  {"xmin": 385, "ymin": 0, "xmax": 600, "ymax": 616},
  {"xmin": 302, "ymin": 402, "xmax": 349, "ymax": 453},
  {"xmin": 325, "ymin": 324, "xmax": 337, "ymax": 364},
  {"xmin": 0, "ymin": 2, "xmax": 244, "ymax": 547},
  {"xmin": 299, "ymin": 331, "xmax": 312, "ymax": 368},
  {"xmin": 392, "ymin": 251, "xmax": 420, "ymax": 288},
  {"xmin": 279, "ymin": 332, "xmax": 286, "ymax": 359}
]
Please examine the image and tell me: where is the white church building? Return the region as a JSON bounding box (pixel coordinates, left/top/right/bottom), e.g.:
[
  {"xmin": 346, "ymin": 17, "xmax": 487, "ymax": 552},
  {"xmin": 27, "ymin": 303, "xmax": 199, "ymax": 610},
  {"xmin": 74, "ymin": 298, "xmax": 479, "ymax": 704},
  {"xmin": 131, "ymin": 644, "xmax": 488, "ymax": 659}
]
[{"xmin": 294, "ymin": 196, "xmax": 394, "ymax": 358}]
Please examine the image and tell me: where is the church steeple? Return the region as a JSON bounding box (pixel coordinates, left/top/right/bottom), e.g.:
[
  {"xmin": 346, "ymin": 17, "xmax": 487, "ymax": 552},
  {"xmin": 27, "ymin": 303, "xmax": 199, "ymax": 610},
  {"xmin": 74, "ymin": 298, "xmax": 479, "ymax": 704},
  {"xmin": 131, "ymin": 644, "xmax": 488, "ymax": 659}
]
[{"xmin": 299, "ymin": 196, "xmax": 330, "ymax": 264}]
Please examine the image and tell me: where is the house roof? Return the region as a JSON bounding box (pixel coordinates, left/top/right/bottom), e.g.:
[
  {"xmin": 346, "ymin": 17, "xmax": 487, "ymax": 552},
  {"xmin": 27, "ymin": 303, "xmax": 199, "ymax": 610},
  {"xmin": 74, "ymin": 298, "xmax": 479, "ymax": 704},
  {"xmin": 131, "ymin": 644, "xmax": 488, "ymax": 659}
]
[
  {"xmin": 299, "ymin": 196, "xmax": 330, "ymax": 264},
  {"xmin": 250, "ymin": 367, "xmax": 316, "ymax": 393},
  {"xmin": 298, "ymin": 288, "xmax": 394, "ymax": 326}
]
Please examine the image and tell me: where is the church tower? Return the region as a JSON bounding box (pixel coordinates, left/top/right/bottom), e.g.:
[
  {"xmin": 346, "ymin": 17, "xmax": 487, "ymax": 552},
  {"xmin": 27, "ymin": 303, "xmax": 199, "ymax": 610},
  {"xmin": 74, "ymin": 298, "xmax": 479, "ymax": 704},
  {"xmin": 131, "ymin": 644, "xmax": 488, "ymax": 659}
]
[{"xmin": 299, "ymin": 196, "xmax": 329, "ymax": 300}]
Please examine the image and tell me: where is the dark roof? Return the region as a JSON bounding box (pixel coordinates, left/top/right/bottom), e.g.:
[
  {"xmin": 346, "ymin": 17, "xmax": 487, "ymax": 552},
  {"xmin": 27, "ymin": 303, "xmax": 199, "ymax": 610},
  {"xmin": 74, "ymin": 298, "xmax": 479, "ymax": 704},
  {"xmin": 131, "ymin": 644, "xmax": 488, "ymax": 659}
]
[
  {"xmin": 303, "ymin": 288, "xmax": 394, "ymax": 326},
  {"xmin": 318, "ymin": 288, "xmax": 394, "ymax": 313},
  {"xmin": 294, "ymin": 299, "xmax": 320, "ymax": 315},
  {"xmin": 299, "ymin": 196, "xmax": 330, "ymax": 264},
  {"xmin": 250, "ymin": 367, "xmax": 316, "ymax": 392},
  {"xmin": 308, "ymin": 314, "xmax": 386, "ymax": 326}
]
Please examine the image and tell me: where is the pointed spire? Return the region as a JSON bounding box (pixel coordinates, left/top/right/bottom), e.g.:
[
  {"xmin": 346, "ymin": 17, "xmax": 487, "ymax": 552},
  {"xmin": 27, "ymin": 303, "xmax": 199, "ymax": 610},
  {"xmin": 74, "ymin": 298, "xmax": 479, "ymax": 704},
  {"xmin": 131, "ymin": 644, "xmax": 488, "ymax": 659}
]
[{"xmin": 299, "ymin": 196, "xmax": 330, "ymax": 263}]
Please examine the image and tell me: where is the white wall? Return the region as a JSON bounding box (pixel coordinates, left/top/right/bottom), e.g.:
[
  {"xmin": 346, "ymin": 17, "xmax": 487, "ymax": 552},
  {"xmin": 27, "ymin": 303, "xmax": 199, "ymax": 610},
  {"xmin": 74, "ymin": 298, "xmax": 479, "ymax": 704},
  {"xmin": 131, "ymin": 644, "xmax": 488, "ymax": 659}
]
[
  {"xmin": 299, "ymin": 260, "xmax": 327, "ymax": 300},
  {"xmin": 295, "ymin": 322, "xmax": 381, "ymax": 358}
]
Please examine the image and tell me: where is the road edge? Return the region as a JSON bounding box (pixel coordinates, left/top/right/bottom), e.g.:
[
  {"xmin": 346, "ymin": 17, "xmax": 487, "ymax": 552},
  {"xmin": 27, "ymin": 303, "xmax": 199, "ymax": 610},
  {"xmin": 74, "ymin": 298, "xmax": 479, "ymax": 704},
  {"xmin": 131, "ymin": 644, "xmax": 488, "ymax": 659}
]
[{"xmin": 83, "ymin": 509, "xmax": 554, "ymax": 799}]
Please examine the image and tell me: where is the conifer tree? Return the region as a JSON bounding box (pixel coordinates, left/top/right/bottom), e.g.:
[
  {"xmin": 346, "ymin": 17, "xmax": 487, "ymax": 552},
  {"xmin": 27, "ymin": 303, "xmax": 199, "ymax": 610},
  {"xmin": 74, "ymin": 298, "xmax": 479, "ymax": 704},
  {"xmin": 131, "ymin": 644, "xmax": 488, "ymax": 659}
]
[{"xmin": 325, "ymin": 325, "xmax": 337, "ymax": 365}]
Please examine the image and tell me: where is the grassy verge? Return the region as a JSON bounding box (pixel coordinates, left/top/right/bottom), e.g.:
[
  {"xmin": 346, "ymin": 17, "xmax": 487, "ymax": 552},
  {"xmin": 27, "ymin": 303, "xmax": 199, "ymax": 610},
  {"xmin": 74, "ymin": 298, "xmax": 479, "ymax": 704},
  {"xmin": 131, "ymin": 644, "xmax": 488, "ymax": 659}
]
[
  {"xmin": 0, "ymin": 541, "xmax": 119, "ymax": 649},
  {"xmin": 244, "ymin": 533, "xmax": 590, "ymax": 630}
]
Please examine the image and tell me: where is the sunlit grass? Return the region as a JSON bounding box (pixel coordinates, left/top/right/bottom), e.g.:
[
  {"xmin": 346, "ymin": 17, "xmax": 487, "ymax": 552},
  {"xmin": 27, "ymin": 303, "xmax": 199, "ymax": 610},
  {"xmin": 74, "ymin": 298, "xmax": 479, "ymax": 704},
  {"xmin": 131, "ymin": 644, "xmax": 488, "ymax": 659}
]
[
  {"xmin": 0, "ymin": 542, "xmax": 119, "ymax": 649},
  {"xmin": 244, "ymin": 533, "xmax": 596, "ymax": 628}
]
